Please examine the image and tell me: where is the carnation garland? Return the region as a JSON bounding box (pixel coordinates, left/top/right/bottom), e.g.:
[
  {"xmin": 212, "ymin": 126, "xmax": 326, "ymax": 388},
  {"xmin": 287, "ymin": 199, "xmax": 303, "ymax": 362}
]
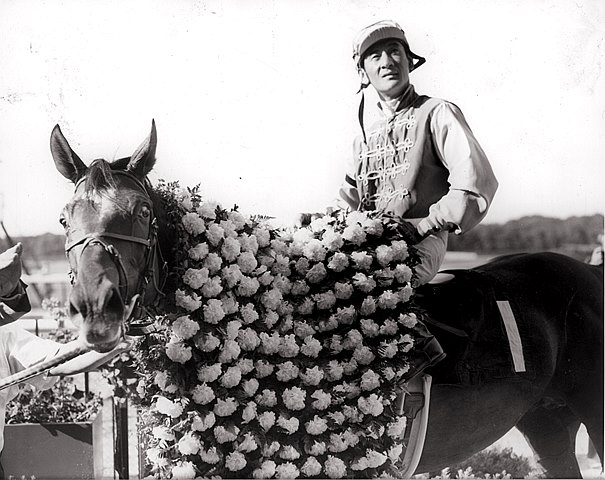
[{"xmin": 129, "ymin": 181, "xmax": 429, "ymax": 479}]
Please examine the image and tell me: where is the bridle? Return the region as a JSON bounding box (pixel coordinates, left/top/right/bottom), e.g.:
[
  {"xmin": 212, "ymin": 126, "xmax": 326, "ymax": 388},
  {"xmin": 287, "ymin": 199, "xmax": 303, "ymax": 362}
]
[{"xmin": 64, "ymin": 170, "xmax": 167, "ymax": 336}]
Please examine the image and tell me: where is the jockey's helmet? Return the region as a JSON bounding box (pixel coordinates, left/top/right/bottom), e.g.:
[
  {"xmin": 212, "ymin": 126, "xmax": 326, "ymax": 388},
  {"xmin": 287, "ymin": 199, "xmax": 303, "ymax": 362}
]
[{"xmin": 352, "ymin": 20, "xmax": 425, "ymax": 73}]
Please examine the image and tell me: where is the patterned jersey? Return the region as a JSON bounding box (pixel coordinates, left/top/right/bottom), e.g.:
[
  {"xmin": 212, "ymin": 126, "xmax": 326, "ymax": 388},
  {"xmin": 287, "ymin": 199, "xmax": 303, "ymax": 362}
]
[{"xmin": 340, "ymin": 84, "xmax": 498, "ymax": 234}]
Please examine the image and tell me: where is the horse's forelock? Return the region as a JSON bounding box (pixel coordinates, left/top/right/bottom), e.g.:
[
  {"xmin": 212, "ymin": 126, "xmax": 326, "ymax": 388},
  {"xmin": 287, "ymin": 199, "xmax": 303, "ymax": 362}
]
[{"xmin": 84, "ymin": 159, "xmax": 117, "ymax": 197}]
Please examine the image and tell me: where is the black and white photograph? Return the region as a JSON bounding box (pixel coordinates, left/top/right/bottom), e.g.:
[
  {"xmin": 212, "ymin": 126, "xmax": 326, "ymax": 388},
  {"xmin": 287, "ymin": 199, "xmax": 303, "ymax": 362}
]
[{"xmin": 0, "ymin": 1, "xmax": 603, "ymax": 478}]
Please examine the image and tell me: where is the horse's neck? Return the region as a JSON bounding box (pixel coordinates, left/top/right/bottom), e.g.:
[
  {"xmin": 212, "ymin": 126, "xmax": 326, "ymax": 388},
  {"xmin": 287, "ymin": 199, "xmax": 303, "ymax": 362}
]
[{"xmin": 149, "ymin": 189, "xmax": 175, "ymax": 272}]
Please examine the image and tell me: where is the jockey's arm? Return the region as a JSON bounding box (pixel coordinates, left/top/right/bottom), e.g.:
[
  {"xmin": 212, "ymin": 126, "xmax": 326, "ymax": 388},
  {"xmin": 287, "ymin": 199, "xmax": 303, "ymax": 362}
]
[
  {"xmin": 417, "ymin": 102, "xmax": 498, "ymax": 237},
  {"xmin": 48, "ymin": 337, "xmax": 132, "ymax": 376}
]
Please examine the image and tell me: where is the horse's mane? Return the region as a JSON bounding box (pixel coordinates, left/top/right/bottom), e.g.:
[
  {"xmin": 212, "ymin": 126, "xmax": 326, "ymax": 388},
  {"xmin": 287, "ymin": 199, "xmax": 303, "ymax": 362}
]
[
  {"xmin": 81, "ymin": 158, "xmax": 175, "ymax": 268},
  {"xmin": 84, "ymin": 159, "xmax": 117, "ymax": 196}
]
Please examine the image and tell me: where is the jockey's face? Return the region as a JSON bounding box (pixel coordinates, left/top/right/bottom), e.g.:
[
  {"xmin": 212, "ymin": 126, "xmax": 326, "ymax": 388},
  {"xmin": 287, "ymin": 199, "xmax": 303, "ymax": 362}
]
[{"xmin": 362, "ymin": 39, "xmax": 410, "ymax": 101}]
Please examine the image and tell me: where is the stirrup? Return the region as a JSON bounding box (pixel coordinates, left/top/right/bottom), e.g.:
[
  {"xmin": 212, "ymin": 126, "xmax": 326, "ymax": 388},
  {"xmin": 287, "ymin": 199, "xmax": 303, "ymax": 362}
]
[{"xmin": 396, "ymin": 374, "xmax": 433, "ymax": 478}]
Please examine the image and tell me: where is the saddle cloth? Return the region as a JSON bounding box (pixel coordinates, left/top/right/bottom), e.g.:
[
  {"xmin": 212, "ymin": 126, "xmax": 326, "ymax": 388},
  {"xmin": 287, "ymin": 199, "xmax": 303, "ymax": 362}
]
[{"xmin": 415, "ymin": 269, "xmax": 537, "ymax": 386}]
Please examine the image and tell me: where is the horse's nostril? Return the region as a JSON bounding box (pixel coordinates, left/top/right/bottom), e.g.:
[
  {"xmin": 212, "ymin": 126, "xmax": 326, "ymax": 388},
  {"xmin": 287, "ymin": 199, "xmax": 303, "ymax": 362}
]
[
  {"xmin": 69, "ymin": 298, "xmax": 85, "ymax": 318},
  {"xmin": 105, "ymin": 286, "xmax": 124, "ymax": 315}
]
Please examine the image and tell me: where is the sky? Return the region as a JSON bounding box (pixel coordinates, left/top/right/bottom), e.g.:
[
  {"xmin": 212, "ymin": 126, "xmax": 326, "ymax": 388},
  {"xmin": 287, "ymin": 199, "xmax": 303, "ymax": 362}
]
[{"xmin": 0, "ymin": 0, "xmax": 603, "ymax": 236}]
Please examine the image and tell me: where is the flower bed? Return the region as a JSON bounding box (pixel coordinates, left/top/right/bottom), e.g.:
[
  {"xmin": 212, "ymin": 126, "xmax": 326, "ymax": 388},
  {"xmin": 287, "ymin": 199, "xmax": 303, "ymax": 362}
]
[
  {"xmin": 129, "ymin": 182, "xmax": 428, "ymax": 478},
  {"xmin": 6, "ymin": 310, "xmax": 103, "ymax": 424}
]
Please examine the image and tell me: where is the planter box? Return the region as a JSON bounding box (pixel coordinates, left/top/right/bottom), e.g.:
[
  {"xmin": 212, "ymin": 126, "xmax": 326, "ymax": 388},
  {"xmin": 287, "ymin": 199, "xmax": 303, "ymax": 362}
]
[{"xmin": 1, "ymin": 409, "xmax": 105, "ymax": 479}]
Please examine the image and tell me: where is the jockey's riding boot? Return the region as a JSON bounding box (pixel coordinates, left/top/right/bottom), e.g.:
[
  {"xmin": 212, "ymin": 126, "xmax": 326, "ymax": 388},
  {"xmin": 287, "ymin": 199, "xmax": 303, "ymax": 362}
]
[{"xmin": 401, "ymin": 323, "xmax": 446, "ymax": 383}]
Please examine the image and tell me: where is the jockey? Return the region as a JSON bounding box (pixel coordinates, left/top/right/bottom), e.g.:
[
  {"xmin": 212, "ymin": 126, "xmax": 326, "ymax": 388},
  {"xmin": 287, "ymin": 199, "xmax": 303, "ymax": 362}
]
[
  {"xmin": 339, "ymin": 20, "xmax": 498, "ymax": 380},
  {"xmin": 0, "ymin": 244, "xmax": 128, "ymax": 464},
  {"xmin": 340, "ymin": 20, "xmax": 499, "ymax": 286}
]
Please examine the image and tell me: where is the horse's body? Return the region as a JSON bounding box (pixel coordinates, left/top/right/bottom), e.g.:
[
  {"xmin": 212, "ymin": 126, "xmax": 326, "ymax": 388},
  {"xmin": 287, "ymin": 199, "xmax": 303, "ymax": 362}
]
[
  {"xmin": 50, "ymin": 124, "xmax": 603, "ymax": 478},
  {"xmin": 415, "ymin": 253, "xmax": 603, "ymax": 477}
]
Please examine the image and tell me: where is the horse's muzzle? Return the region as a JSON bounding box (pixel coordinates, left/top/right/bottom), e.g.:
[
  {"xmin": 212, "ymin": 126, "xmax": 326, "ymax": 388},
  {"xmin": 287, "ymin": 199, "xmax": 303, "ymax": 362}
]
[{"xmin": 69, "ymin": 280, "xmax": 125, "ymax": 353}]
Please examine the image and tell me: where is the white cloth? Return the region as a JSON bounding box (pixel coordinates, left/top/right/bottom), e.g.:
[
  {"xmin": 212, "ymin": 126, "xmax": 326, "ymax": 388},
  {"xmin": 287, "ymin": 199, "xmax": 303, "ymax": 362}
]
[
  {"xmin": 0, "ymin": 324, "xmax": 59, "ymax": 452},
  {"xmin": 405, "ymin": 218, "xmax": 448, "ymax": 286}
]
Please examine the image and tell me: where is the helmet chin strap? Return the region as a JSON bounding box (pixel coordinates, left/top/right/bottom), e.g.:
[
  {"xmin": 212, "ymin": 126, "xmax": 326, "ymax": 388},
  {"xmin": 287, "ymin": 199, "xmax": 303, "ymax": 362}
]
[
  {"xmin": 358, "ymin": 89, "xmax": 367, "ymax": 145},
  {"xmin": 356, "ymin": 67, "xmax": 370, "ymax": 144}
]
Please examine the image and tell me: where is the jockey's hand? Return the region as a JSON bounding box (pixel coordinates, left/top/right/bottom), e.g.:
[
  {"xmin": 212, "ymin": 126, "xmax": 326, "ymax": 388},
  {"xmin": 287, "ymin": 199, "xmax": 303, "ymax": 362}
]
[
  {"xmin": 48, "ymin": 337, "xmax": 133, "ymax": 376},
  {"xmin": 417, "ymin": 216, "xmax": 456, "ymax": 238},
  {"xmin": 0, "ymin": 243, "xmax": 24, "ymax": 298}
]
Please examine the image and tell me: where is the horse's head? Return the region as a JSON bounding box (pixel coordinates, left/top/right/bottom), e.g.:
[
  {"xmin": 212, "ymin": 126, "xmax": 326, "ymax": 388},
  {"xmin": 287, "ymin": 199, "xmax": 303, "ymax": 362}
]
[{"xmin": 51, "ymin": 121, "xmax": 166, "ymax": 352}]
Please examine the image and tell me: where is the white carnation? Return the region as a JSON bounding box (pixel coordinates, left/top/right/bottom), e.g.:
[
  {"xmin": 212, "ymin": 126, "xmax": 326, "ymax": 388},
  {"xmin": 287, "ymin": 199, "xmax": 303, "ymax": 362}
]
[
  {"xmin": 177, "ymin": 433, "xmax": 200, "ymax": 455},
  {"xmin": 171, "ymin": 315, "xmax": 199, "ymax": 340},
  {"xmin": 360, "ymin": 369, "xmax": 381, "ymax": 391},
  {"xmin": 237, "ymin": 251, "xmax": 258, "ymax": 273},
  {"xmin": 171, "ymin": 461, "xmax": 196, "ymax": 479},
  {"xmin": 201, "ymin": 276, "xmax": 223, "ymax": 298},
  {"xmin": 203, "ymin": 252, "xmax": 223, "ymax": 273},
  {"xmin": 258, "ymin": 411, "xmax": 276, "ymax": 431},
  {"xmin": 205, "ymin": 223, "xmax": 225, "ymax": 246},
  {"xmin": 191, "ymin": 384, "xmax": 215, "ymax": 405},
  {"xmin": 191, "ymin": 412, "xmax": 215, "ymax": 432},
  {"xmin": 181, "ymin": 212, "xmax": 206, "ymax": 236},
  {"xmin": 225, "ymin": 451, "xmax": 247, "ymax": 471},
  {"xmin": 358, "ymin": 393, "xmax": 384, "ymax": 416},
  {"xmin": 253, "ymin": 460, "xmax": 276, "ymax": 479},
  {"xmin": 305, "ymin": 415, "xmax": 328, "ymax": 435},
  {"xmin": 182, "ymin": 267, "xmax": 209, "ymax": 290},
  {"xmin": 220, "ymin": 365, "xmax": 242, "ymax": 388},
  {"xmin": 155, "ymin": 396, "xmax": 183, "ymax": 418},
  {"xmin": 188, "ymin": 242, "xmax": 209, "ymax": 260},
  {"xmin": 218, "ymin": 339, "xmax": 241, "ymax": 363},
  {"xmin": 197, "ymin": 363, "xmax": 222, "ymax": 383},
  {"xmin": 276, "ymin": 462, "xmax": 300, "ymax": 479},
  {"xmin": 311, "ymin": 389, "xmax": 332, "ymax": 410},
  {"xmin": 221, "ymin": 236, "xmax": 241, "ymax": 262},
  {"xmin": 214, "ymin": 397, "xmax": 238, "ymax": 417},
  {"xmin": 166, "ymin": 341, "xmax": 192, "ymax": 364},
  {"xmin": 175, "ymin": 289, "xmax": 202, "ymax": 312},
  {"xmin": 197, "ymin": 201, "xmax": 218, "ymax": 219},
  {"xmin": 203, "ymin": 298, "xmax": 225, "ymax": 324},
  {"xmin": 301, "ymin": 457, "xmax": 322, "ymax": 477},
  {"xmin": 324, "ymin": 455, "xmax": 347, "ymax": 479},
  {"xmin": 199, "ymin": 446, "xmax": 220, "ymax": 464},
  {"xmin": 282, "ymin": 386, "xmax": 306, "ymax": 410},
  {"xmin": 276, "ymin": 415, "xmax": 299, "ymax": 434}
]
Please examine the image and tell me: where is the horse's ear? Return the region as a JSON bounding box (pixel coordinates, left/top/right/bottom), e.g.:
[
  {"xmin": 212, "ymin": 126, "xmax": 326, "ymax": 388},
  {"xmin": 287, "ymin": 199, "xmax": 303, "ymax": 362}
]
[
  {"xmin": 50, "ymin": 125, "xmax": 87, "ymax": 183},
  {"xmin": 127, "ymin": 120, "xmax": 157, "ymax": 179}
]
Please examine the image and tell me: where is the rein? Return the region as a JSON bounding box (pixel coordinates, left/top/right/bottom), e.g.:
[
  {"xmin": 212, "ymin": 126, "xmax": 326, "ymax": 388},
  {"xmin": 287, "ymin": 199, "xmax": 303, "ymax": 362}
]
[{"xmin": 65, "ymin": 170, "xmax": 167, "ymax": 336}]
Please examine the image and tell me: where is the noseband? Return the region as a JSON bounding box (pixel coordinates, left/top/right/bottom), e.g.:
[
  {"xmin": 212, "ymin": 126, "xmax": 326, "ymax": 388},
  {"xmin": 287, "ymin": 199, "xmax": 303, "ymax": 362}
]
[{"xmin": 65, "ymin": 170, "xmax": 166, "ymax": 335}]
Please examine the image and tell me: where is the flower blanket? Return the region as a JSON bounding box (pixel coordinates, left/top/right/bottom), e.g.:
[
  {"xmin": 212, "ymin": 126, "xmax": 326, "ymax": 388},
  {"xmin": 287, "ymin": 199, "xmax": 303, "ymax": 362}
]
[{"xmin": 130, "ymin": 182, "xmax": 428, "ymax": 479}]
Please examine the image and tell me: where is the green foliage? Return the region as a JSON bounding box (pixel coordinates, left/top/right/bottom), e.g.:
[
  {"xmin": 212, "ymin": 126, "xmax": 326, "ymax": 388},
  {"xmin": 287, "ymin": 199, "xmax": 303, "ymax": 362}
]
[
  {"xmin": 423, "ymin": 447, "xmax": 541, "ymax": 479},
  {"xmin": 6, "ymin": 376, "xmax": 102, "ymax": 424}
]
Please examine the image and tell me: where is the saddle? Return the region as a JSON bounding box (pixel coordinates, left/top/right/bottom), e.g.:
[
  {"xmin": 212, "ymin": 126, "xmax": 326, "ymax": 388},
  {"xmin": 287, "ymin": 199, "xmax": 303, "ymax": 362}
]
[
  {"xmin": 393, "ymin": 267, "xmax": 538, "ymax": 475},
  {"xmin": 416, "ymin": 268, "xmax": 536, "ymax": 385}
]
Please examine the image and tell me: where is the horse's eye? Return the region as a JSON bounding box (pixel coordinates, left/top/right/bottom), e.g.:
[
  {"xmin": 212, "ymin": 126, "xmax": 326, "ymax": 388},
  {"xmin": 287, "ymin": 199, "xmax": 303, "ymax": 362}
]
[
  {"xmin": 59, "ymin": 214, "xmax": 68, "ymax": 228},
  {"xmin": 140, "ymin": 206, "xmax": 151, "ymax": 219}
]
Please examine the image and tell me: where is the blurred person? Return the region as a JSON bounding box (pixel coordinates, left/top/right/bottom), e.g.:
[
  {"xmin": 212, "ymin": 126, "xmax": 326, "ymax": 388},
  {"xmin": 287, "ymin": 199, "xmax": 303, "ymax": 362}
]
[
  {"xmin": 0, "ymin": 243, "xmax": 30, "ymax": 325},
  {"xmin": 0, "ymin": 243, "xmax": 128, "ymax": 468}
]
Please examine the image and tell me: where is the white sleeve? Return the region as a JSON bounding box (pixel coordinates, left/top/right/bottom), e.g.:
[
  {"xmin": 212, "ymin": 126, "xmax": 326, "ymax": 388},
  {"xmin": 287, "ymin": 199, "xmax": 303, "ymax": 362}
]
[
  {"xmin": 428, "ymin": 102, "xmax": 499, "ymax": 233},
  {"xmin": 4, "ymin": 324, "xmax": 60, "ymax": 391}
]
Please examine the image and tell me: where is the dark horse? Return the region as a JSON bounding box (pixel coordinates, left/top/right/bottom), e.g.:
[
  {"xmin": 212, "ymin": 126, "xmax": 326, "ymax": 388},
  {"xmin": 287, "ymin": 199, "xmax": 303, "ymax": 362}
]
[{"xmin": 50, "ymin": 123, "xmax": 603, "ymax": 478}]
